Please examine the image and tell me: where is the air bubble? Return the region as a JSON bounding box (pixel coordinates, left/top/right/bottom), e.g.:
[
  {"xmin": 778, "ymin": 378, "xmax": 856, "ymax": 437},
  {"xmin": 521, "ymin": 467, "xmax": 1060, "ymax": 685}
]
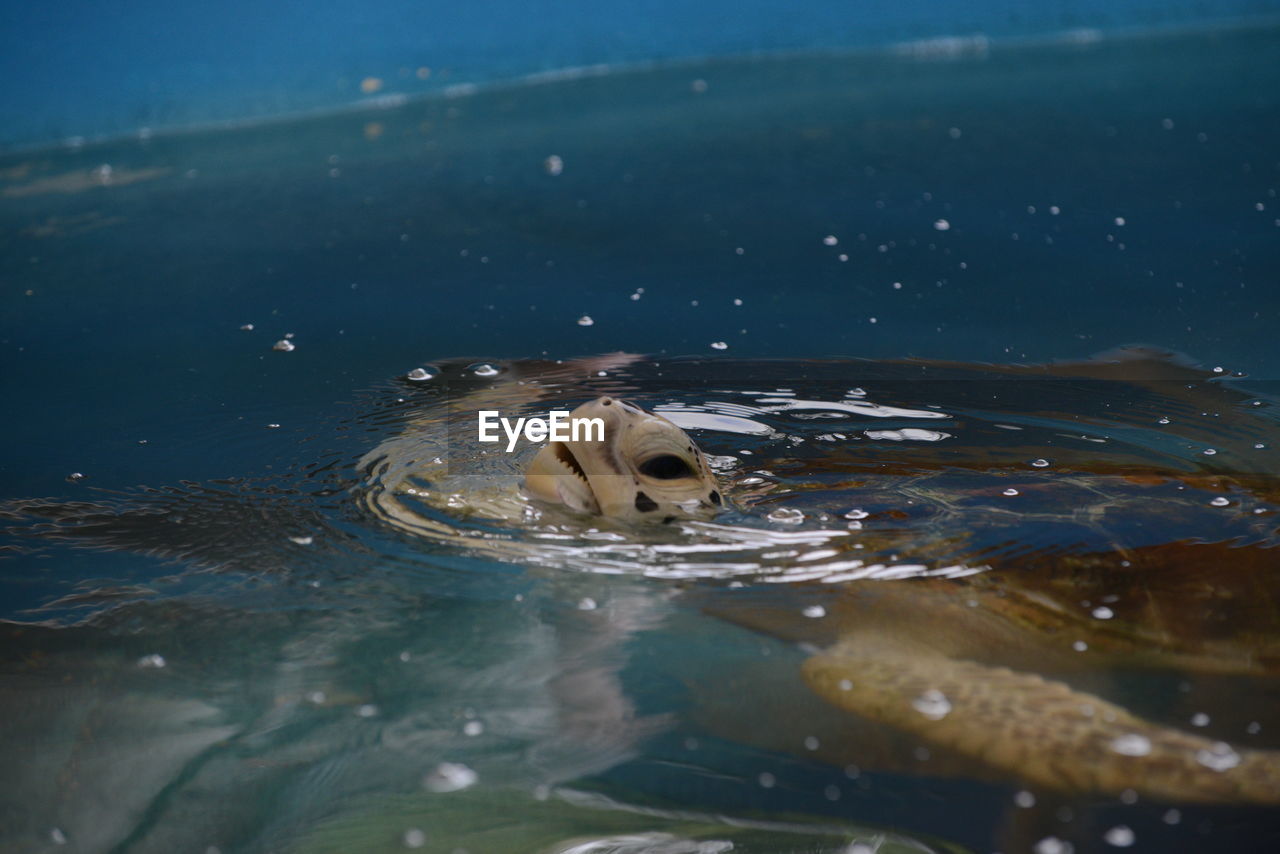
[
  {"xmin": 823, "ymin": 235, "xmax": 839, "ymax": 246},
  {"xmin": 469, "ymin": 363, "xmax": 500, "ymax": 377},
  {"xmin": 933, "ymin": 219, "xmax": 951, "ymax": 231},
  {"xmin": 767, "ymin": 508, "xmax": 805, "ymax": 525},
  {"xmin": 802, "ymin": 605, "xmax": 826, "ymax": 618},
  {"xmin": 1014, "ymin": 790, "xmax": 1036, "ymax": 808},
  {"xmin": 272, "ymin": 339, "xmax": 295, "ymax": 352},
  {"xmin": 137, "ymin": 654, "xmax": 167, "ymax": 669},
  {"xmin": 423, "ymin": 762, "xmax": 478, "ymax": 792},
  {"xmin": 544, "ymin": 155, "xmax": 564, "ymax": 176},
  {"xmin": 406, "ymin": 367, "xmax": 437, "ymax": 381},
  {"xmin": 576, "ymin": 315, "xmax": 594, "ymax": 327},
  {"xmin": 710, "ymin": 341, "xmax": 728, "ymax": 350},
  {"xmin": 1191, "ymin": 713, "xmax": 1210, "ymax": 727},
  {"xmin": 1003, "ymin": 488, "xmax": 1019, "ymax": 496},
  {"xmin": 1110, "ymin": 733, "xmax": 1151, "ymax": 756},
  {"xmin": 1092, "ymin": 606, "xmax": 1114, "ymax": 620},
  {"xmin": 911, "ymin": 688, "xmax": 952, "ymax": 720},
  {"xmin": 1202, "ymin": 448, "xmax": 1217, "ymax": 456},
  {"xmin": 1209, "ymin": 497, "xmax": 1230, "ymax": 507},
  {"xmin": 1031, "ymin": 458, "xmax": 1050, "ymax": 468},
  {"xmin": 1196, "ymin": 742, "xmax": 1241, "ymax": 771},
  {"xmin": 403, "ymin": 828, "xmax": 426, "ymax": 848},
  {"xmin": 1104, "ymin": 825, "xmax": 1135, "ymax": 847}
]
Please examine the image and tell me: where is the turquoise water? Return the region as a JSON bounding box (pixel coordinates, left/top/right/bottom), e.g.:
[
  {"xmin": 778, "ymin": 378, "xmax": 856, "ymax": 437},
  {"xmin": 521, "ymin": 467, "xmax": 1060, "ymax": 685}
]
[{"xmin": 3, "ymin": 22, "xmax": 1280, "ymax": 854}]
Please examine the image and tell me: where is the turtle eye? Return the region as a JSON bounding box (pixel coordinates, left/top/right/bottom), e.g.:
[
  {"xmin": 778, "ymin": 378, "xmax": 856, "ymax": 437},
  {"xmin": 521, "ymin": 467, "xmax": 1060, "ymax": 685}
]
[{"xmin": 638, "ymin": 454, "xmax": 695, "ymax": 480}]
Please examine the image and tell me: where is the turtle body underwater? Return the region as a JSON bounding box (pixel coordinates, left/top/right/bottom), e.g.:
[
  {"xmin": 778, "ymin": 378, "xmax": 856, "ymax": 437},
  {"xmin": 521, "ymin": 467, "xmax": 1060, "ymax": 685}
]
[
  {"xmin": 5, "ymin": 348, "xmax": 1280, "ymax": 850},
  {"xmin": 355, "ymin": 349, "xmax": 1280, "ymax": 807}
]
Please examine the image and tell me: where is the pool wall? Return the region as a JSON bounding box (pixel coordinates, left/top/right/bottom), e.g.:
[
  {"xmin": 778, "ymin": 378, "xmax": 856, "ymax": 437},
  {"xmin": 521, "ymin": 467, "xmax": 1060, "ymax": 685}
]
[{"xmin": 3, "ymin": 0, "xmax": 1277, "ymax": 150}]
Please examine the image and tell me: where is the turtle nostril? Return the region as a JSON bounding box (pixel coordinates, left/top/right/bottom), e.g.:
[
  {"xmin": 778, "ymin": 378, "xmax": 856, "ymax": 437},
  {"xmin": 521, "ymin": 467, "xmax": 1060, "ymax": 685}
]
[{"xmin": 600, "ymin": 397, "xmax": 613, "ymax": 406}]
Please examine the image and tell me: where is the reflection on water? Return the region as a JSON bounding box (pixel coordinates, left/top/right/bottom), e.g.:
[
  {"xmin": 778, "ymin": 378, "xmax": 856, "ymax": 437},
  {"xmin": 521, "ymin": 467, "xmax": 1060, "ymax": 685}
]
[{"xmin": 3, "ymin": 350, "xmax": 1280, "ymax": 852}]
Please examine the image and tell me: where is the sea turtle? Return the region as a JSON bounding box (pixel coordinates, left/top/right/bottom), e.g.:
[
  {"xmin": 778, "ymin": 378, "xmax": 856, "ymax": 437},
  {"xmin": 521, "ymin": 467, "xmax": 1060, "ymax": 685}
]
[
  {"xmin": 350, "ymin": 349, "xmax": 1280, "ymax": 807},
  {"xmin": 5, "ymin": 349, "xmax": 1280, "ymax": 829}
]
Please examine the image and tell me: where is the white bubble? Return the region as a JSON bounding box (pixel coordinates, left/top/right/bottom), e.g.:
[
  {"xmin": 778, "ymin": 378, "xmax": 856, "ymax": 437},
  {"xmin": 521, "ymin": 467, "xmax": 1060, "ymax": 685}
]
[
  {"xmin": 137, "ymin": 653, "xmax": 167, "ymax": 669},
  {"xmin": 948, "ymin": 127, "xmax": 962, "ymax": 139},
  {"xmin": 1191, "ymin": 712, "xmax": 1210, "ymax": 727},
  {"xmin": 356, "ymin": 703, "xmax": 379, "ymax": 718},
  {"xmin": 423, "ymin": 762, "xmax": 478, "ymax": 792},
  {"xmin": 50, "ymin": 828, "xmax": 67, "ymax": 845},
  {"xmin": 767, "ymin": 508, "xmax": 805, "ymax": 525},
  {"xmin": 1196, "ymin": 742, "xmax": 1241, "ymax": 771},
  {"xmin": 272, "ymin": 339, "xmax": 295, "ymax": 352},
  {"xmin": 1073, "ymin": 640, "xmax": 1088, "ymax": 652},
  {"xmin": 802, "ymin": 605, "xmax": 826, "ymax": 619},
  {"xmin": 1157, "ymin": 417, "xmax": 1170, "ymax": 424},
  {"xmin": 406, "ymin": 367, "xmax": 436, "ymax": 381},
  {"xmin": 1092, "ymin": 606, "xmax": 1115, "ymax": 620},
  {"xmin": 1162, "ymin": 808, "xmax": 1181, "ymax": 825},
  {"xmin": 804, "ymin": 736, "xmax": 820, "ymax": 750},
  {"xmin": 710, "ymin": 341, "xmax": 729, "ymax": 350},
  {"xmin": 1203, "ymin": 448, "xmax": 1217, "ymax": 456},
  {"xmin": 1031, "ymin": 458, "xmax": 1050, "ymax": 467},
  {"xmin": 690, "ymin": 78, "xmax": 708, "ymax": 93},
  {"xmin": 544, "ymin": 154, "xmax": 564, "ymax": 176},
  {"xmin": 1014, "ymin": 790, "xmax": 1036, "ymax": 808},
  {"xmin": 1002, "ymin": 487, "xmax": 1019, "ymax": 496},
  {"xmin": 757, "ymin": 772, "xmax": 776, "ymax": 788},
  {"xmin": 823, "ymin": 235, "xmax": 839, "ymax": 246},
  {"xmin": 403, "ymin": 827, "xmax": 426, "ymax": 848},
  {"xmin": 1110, "ymin": 733, "xmax": 1151, "ymax": 756},
  {"xmin": 1034, "ymin": 836, "xmax": 1071, "ymax": 854},
  {"xmin": 470, "ymin": 363, "xmax": 500, "ymax": 377},
  {"xmin": 1209, "ymin": 497, "xmax": 1230, "ymax": 507},
  {"xmin": 1114, "ymin": 216, "xmax": 1126, "ymax": 227},
  {"xmin": 576, "ymin": 315, "xmax": 594, "ymax": 326},
  {"xmin": 911, "ymin": 688, "xmax": 952, "ymax": 720},
  {"xmin": 239, "ymin": 323, "xmax": 254, "ymax": 331},
  {"xmin": 577, "ymin": 597, "xmax": 598, "ymax": 611},
  {"xmin": 933, "ymin": 219, "xmax": 951, "ymax": 231},
  {"xmin": 289, "ymin": 535, "xmax": 314, "ymax": 545},
  {"xmin": 1104, "ymin": 825, "xmax": 1135, "ymax": 847},
  {"xmin": 463, "ymin": 720, "xmax": 484, "ymax": 736}
]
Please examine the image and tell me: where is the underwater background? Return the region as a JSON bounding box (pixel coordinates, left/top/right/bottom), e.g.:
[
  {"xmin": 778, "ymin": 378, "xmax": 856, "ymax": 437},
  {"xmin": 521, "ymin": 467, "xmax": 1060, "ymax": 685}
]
[{"xmin": 3, "ymin": 3, "xmax": 1280, "ymax": 853}]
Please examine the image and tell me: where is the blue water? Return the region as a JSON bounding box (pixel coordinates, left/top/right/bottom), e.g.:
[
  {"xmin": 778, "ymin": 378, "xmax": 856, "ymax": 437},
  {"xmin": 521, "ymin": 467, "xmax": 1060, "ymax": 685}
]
[{"xmin": 2, "ymin": 21, "xmax": 1280, "ymax": 854}]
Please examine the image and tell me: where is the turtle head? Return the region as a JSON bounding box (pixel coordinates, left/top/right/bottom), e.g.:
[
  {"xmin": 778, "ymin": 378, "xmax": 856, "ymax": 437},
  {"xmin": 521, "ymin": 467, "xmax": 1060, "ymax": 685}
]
[{"xmin": 524, "ymin": 397, "xmax": 723, "ymax": 521}]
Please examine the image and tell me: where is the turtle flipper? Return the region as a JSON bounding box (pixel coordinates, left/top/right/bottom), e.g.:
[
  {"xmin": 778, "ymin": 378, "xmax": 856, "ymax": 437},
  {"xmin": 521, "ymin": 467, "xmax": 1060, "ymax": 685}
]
[{"xmin": 802, "ymin": 643, "xmax": 1280, "ymax": 804}]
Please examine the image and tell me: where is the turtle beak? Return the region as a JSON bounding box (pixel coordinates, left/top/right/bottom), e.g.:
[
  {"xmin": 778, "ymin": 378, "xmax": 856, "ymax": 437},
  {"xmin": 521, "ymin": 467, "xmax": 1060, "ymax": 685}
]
[{"xmin": 525, "ymin": 441, "xmax": 600, "ymax": 514}]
